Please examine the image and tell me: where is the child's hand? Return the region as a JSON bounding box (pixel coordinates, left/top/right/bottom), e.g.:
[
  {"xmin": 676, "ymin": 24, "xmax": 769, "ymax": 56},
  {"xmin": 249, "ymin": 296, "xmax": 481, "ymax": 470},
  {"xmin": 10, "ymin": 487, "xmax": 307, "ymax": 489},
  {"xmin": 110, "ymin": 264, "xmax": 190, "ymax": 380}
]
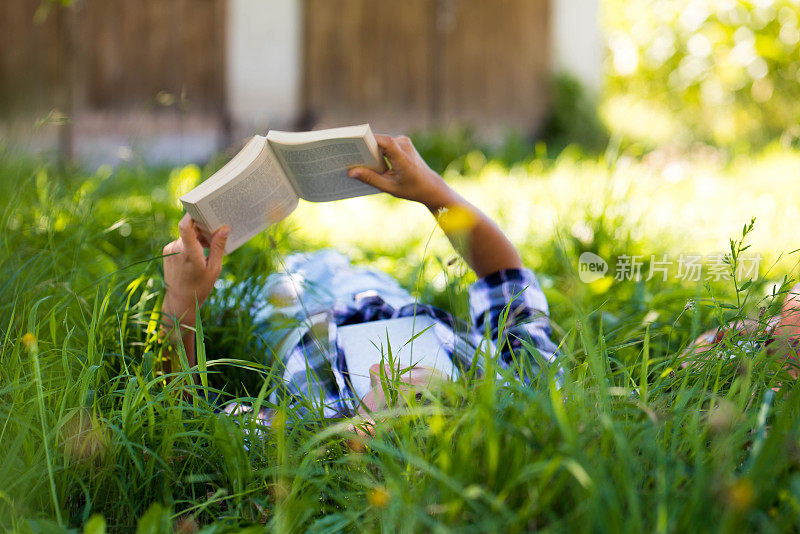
[
  {"xmin": 350, "ymin": 134, "xmax": 523, "ymax": 278},
  {"xmin": 348, "ymin": 135, "xmax": 456, "ymax": 210},
  {"xmin": 162, "ymin": 214, "xmax": 229, "ymax": 326}
]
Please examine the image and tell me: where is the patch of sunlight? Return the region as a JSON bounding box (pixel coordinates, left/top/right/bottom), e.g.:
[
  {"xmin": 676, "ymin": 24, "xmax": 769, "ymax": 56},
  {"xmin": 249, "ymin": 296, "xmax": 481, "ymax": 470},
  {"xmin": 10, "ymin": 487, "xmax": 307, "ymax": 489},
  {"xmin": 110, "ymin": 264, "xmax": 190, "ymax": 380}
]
[
  {"xmin": 600, "ymin": 94, "xmax": 687, "ymax": 147},
  {"xmin": 168, "ymin": 164, "xmax": 201, "ymax": 207},
  {"xmin": 283, "ymin": 146, "xmax": 800, "ymax": 276}
]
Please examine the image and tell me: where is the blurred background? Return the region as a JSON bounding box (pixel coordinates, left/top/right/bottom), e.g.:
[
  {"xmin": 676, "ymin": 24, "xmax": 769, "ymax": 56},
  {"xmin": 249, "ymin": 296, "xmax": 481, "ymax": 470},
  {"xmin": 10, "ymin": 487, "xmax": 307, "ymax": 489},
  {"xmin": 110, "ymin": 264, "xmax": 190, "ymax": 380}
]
[
  {"xmin": 3, "ymin": 0, "xmax": 800, "ymax": 270},
  {"xmin": 3, "ymin": 0, "xmax": 798, "ymax": 163},
  {"xmin": 1, "ymin": 0, "xmax": 600, "ymax": 167}
]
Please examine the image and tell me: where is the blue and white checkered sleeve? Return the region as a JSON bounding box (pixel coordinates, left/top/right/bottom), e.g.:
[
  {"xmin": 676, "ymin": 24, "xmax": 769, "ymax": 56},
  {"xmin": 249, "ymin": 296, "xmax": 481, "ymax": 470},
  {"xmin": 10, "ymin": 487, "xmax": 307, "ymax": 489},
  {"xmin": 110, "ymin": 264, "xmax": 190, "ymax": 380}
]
[
  {"xmin": 275, "ymin": 342, "xmax": 348, "ymax": 420},
  {"xmin": 469, "ymin": 268, "xmax": 560, "ymax": 373}
]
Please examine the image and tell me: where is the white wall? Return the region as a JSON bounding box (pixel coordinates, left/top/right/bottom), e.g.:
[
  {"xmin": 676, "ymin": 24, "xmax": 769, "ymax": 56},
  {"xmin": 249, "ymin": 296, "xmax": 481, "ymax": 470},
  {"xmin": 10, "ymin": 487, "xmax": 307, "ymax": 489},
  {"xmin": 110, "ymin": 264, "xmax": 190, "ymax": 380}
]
[
  {"xmin": 552, "ymin": 0, "xmax": 604, "ymax": 92},
  {"xmin": 226, "ymin": 0, "xmax": 301, "ymax": 132}
]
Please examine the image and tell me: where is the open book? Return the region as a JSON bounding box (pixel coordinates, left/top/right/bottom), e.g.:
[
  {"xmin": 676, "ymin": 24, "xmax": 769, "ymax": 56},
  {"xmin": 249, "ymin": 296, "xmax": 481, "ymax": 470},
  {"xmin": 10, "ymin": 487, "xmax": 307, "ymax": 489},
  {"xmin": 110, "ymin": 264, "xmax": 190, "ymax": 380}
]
[{"xmin": 180, "ymin": 124, "xmax": 384, "ymax": 253}]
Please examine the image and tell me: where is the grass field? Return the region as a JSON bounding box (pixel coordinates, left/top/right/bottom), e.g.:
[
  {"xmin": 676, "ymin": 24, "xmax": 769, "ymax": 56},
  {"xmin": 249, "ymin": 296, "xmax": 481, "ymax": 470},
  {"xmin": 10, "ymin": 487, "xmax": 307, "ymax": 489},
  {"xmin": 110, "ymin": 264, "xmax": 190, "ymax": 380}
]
[{"xmin": 3, "ymin": 142, "xmax": 800, "ymax": 532}]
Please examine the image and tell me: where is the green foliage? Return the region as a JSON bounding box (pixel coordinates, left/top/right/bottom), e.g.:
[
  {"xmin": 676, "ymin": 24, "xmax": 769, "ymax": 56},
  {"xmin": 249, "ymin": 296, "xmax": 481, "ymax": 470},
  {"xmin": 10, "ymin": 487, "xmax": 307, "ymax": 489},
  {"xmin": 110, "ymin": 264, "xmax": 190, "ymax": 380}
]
[
  {"xmin": 604, "ymin": 0, "xmax": 800, "ymax": 147},
  {"xmin": 410, "ymin": 127, "xmax": 480, "ymax": 175},
  {"xmin": 410, "ymin": 74, "xmax": 608, "ymax": 175},
  {"xmin": 541, "ymin": 73, "xmax": 609, "ymax": 153},
  {"xmin": 2, "ymin": 148, "xmax": 800, "ymax": 532}
]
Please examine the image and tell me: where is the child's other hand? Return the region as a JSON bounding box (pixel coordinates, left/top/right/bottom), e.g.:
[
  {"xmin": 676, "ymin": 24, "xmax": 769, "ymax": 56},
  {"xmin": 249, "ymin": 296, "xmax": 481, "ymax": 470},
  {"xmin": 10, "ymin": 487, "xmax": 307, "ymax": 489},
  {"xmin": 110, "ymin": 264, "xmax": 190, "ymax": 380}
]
[
  {"xmin": 348, "ymin": 135, "xmax": 455, "ymax": 210},
  {"xmin": 162, "ymin": 214, "xmax": 229, "ymax": 325}
]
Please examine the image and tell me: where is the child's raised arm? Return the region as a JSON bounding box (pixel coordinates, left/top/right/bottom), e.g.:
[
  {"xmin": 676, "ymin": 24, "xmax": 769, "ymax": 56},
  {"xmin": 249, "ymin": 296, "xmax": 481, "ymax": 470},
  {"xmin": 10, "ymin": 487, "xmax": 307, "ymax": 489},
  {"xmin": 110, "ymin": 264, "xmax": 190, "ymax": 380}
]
[{"xmin": 348, "ymin": 134, "xmax": 522, "ymax": 278}]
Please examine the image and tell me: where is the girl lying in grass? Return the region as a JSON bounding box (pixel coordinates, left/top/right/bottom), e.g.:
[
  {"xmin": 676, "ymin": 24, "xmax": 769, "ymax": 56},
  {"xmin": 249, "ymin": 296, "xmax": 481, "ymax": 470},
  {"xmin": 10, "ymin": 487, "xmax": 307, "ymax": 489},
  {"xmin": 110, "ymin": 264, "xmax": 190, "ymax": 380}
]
[
  {"xmin": 160, "ymin": 134, "xmax": 799, "ymax": 424},
  {"xmin": 159, "ymin": 134, "xmax": 560, "ymax": 424}
]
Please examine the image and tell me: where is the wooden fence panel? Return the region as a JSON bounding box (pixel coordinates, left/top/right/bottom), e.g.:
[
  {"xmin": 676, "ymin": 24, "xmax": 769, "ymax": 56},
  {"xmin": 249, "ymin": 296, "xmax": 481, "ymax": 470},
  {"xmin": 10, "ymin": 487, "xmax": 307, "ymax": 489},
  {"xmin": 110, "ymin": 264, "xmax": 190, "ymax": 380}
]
[
  {"xmin": 82, "ymin": 0, "xmax": 226, "ymax": 111},
  {"xmin": 439, "ymin": 0, "xmax": 550, "ymax": 127},
  {"xmin": 0, "ymin": 0, "xmax": 226, "ymax": 115},
  {"xmin": 0, "ymin": 1, "xmax": 62, "ymax": 115},
  {"xmin": 2, "ymin": 0, "xmax": 550, "ymax": 131},
  {"xmin": 302, "ymin": 0, "xmax": 435, "ymax": 130},
  {"xmin": 303, "ymin": 0, "xmax": 551, "ymax": 132}
]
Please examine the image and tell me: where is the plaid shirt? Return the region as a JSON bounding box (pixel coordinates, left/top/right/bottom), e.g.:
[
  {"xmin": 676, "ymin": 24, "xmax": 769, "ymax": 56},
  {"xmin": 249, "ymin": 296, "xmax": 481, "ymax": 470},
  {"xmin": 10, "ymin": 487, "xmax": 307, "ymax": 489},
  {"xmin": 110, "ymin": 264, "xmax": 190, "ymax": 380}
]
[{"xmin": 269, "ymin": 268, "xmax": 559, "ymax": 419}]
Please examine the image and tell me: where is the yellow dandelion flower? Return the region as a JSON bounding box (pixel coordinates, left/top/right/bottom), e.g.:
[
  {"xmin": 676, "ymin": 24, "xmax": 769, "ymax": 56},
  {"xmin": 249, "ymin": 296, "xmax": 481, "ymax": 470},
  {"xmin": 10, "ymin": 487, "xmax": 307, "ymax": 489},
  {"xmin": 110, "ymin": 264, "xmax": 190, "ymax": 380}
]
[
  {"xmin": 428, "ymin": 414, "xmax": 445, "ymax": 435},
  {"xmin": 437, "ymin": 205, "xmax": 477, "ymax": 234},
  {"xmin": 729, "ymin": 479, "xmax": 755, "ymax": 511},
  {"xmin": 367, "ymin": 486, "xmax": 391, "ymax": 509},
  {"xmin": 22, "ymin": 332, "xmax": 38, "ymax": 351}
]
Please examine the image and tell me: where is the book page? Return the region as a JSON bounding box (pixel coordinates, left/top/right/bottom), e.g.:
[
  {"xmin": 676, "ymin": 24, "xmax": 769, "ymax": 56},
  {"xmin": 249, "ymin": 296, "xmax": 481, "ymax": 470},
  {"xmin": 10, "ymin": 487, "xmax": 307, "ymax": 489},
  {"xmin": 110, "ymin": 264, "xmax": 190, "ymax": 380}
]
[
  {"xmin": 337, "ymin": 316, "xmax": 460, "ymax": 402},
  {"xmin": 194, "ymin": 144, "xmax": 299, "ymax": 253},
  {"xmin": 269, "ymin": 138, "xmax": 382, "ymax": 202},
  {"xmin": 180, "ymin": 135, "xmax": 266, "ymax": 205}
]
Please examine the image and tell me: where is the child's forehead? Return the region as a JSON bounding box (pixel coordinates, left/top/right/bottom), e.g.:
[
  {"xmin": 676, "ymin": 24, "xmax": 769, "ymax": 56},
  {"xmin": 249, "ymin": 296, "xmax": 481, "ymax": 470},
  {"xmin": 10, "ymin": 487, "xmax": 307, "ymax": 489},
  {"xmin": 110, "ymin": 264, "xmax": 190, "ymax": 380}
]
[{"xmin": 371, "ymin": 363, "xmax": 450, "ymax": 382}]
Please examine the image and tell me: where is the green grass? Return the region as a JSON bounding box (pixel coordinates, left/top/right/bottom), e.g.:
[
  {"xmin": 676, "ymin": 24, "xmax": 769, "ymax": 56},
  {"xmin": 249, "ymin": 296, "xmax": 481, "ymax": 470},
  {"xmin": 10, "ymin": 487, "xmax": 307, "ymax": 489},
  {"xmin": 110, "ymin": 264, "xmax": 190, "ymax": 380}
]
[{"xmin": 2, "ymin": 144, "xmax": 800, "ymax": 532}]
